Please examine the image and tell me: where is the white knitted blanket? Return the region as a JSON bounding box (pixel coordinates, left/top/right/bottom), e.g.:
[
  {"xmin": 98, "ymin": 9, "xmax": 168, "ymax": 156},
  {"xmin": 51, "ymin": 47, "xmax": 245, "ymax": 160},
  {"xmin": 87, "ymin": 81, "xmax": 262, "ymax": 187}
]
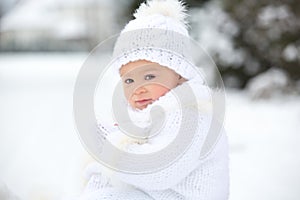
[{"xmin": 79, "ymin": 78, "xmax": 229, "ymax": 200}]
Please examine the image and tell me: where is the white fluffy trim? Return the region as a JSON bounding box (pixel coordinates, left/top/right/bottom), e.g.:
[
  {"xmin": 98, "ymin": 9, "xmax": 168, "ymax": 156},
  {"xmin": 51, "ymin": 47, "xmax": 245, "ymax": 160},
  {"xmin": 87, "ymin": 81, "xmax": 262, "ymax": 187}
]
[{"xmin": 134, "ymin": 0, "xmax": 188, "ymax": 28}]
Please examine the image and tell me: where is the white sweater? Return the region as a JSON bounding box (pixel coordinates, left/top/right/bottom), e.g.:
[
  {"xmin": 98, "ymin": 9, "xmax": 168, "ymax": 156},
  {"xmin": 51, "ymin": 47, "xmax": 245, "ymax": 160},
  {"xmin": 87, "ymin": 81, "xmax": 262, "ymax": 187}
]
[{"xmin": 79, "ymin": 78, "xmax": 229, "ymax": 200}]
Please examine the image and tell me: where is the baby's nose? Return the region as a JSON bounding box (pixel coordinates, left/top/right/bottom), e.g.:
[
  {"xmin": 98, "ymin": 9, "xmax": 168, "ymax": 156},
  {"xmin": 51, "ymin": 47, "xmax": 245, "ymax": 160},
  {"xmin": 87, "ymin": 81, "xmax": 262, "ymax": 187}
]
[{"xmin": 134, "ymin": 86, "xmax": 147, "ymax": 94}]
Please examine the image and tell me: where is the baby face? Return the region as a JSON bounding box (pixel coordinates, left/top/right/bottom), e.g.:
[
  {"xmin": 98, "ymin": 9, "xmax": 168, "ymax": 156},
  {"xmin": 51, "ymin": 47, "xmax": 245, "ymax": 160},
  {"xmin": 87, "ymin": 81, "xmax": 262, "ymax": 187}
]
[{"xmin": 120, "ymin": 60, "xmax": 186, "ymax": 110}]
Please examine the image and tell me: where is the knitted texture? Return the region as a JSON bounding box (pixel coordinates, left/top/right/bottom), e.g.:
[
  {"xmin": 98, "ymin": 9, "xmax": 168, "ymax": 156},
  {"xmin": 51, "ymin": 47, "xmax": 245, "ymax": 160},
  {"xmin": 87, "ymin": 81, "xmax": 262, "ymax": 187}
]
[
  {"xmin": 79, "ymin": 78, "xmax": 229, "ymax": 200},
  {"xmin": 111, "ymin": 0, "xmax": 198, "ymax": 80}
]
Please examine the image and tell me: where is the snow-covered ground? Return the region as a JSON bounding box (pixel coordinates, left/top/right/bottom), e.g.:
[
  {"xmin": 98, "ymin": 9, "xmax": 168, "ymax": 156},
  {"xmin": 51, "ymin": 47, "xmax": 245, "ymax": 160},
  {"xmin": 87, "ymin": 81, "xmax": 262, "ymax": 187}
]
[{"xmin": 0, "ymin": 53, "xmax": 299, "ymax": 200}]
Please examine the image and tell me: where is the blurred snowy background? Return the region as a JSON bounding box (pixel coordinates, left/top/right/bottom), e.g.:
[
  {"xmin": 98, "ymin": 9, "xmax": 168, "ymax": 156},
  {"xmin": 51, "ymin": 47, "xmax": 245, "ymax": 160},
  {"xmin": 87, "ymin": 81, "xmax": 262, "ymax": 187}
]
[{"xmin": 0, "ymin": 0, "xmax": 299, "ymax": 199}]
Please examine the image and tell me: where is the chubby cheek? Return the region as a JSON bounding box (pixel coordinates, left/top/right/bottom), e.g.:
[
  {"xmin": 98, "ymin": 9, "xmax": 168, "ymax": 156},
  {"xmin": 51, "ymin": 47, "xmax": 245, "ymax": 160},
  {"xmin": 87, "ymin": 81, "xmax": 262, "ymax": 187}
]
[
  {"xmin": 150, "ymin": 85, "xmax": 170, "ymax": 100},
  {"xmin": 125, "ymin": 93, "xmax": 135, "ymax": 108},
  {"xmin": 128, "ymin": 98, "xmax": 136, "ymax": 108}
]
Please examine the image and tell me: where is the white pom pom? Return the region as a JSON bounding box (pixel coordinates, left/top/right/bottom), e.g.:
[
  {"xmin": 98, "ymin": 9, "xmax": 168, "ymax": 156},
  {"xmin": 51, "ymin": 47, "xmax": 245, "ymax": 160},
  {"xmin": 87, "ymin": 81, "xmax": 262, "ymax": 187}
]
[{"xmin": 134, "ymin": 0, "xmax": 188, "ymax": 28}]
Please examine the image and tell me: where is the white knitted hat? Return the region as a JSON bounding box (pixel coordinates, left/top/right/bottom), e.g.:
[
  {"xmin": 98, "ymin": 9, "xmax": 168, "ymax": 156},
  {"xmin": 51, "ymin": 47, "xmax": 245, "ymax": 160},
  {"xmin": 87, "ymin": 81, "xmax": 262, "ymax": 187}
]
[{"xmin": 111, "ymin": 0, "xmax": 198, "ymax": 80}]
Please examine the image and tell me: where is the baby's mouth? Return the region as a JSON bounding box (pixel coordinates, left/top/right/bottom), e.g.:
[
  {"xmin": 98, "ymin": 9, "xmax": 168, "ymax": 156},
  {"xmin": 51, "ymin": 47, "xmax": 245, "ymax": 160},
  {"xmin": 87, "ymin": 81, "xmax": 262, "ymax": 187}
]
[{"xmin": 135, "ymin": 99, "xmax": 153, "ymax": 107}]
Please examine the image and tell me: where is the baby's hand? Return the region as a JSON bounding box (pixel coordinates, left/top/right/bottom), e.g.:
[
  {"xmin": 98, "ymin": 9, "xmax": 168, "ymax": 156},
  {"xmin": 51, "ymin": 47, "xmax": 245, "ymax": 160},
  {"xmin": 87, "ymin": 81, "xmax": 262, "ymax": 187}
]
[
  {"xmin": 120, "ymin": 137, "xmax": 148, "ymax": 147},
  {"xmin": 132, "ymin": 138, "xmax": 148, "ymax": 145}
]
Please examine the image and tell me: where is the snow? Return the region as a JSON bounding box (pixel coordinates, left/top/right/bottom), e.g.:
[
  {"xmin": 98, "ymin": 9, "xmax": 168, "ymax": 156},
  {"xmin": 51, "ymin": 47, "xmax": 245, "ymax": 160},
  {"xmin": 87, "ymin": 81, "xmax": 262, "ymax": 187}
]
[
  {"xmin": 0, "ymin": 0, "xmax": 118, "ymax": 41},
  {"xmin": 226, "ymin": 90, "xmax": 300, "ymax": 200},
  {"xmin": 246, "ymin": 68, "xmax": 290, "ymax": 99},
  {"xmin": 190, "ymin": 1, "xmax": 244, "ymax": 68},
  {"xmin": 257, "ymin": 5, "xmax": 291, "ymax": 27},
  {"xmin": 0, "ymin": 0, "xmax": 58, "ymax": 31},
  {"xmin": 0, "ymin": 53, "xmax": 300, "ymax": 200},
  {"xmin": 256, "ymin": 4, "xmax": 295, "ymax": 40},
  {"xmin": 0, "ymin": 53, "xmax": 91, "ymax": 200},
  {"xmin": 53, "ymin": 18, "xmax": 87, "ymax": 40},
  {"xmin": 282, "ymin": 44, "xmax": 299, "ymax": 62}
]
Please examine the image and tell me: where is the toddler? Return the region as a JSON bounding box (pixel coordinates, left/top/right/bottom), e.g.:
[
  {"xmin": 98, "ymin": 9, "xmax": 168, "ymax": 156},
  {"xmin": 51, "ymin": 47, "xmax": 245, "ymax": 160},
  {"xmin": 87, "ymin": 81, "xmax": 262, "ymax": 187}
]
[{"xmin": 80, "ymin": 0, "xmax": 229, "ymax": 199}]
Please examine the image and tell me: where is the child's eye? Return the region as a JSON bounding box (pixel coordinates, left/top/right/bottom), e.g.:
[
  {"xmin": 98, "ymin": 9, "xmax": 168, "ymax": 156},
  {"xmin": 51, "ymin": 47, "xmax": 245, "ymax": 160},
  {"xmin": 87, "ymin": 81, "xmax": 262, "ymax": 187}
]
[
  {"xmin": 124, "ymin": 78, "xmax": 134, "ymax": 84},
  {"xmin": 145, "ymin": 74, "xmax": 156, "ymax": 80}
]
